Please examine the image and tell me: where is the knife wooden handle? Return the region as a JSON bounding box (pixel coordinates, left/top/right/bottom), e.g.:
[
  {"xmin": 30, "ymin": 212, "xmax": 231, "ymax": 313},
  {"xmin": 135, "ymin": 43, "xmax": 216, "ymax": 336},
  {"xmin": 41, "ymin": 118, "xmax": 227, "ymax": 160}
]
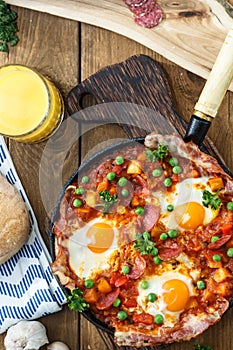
[
  {"xmin": 184, "ymin": 26, "xmax": 233, "ymax": 145},
  {"xmin": 194, "ymin": 26, "xmax": 233, "ymax": 120}
]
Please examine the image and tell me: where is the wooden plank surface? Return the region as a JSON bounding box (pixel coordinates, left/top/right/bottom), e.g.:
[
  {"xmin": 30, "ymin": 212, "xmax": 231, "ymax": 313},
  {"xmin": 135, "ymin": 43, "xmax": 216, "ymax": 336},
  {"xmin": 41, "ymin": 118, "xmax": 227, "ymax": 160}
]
[
  {"xmin": 0, "ymin": 5, "xmax": 233, "ymax": 350},
  {"xmin": 5, "ymin": 0, "xmax": 233, "ymax": 92}
]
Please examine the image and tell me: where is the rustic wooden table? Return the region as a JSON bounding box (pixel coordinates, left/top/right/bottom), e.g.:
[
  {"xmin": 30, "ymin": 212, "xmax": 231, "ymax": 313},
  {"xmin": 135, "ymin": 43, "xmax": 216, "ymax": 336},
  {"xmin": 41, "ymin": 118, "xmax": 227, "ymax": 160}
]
[{"xmin": 0, "ymin": 5, "xmax": 233, "ymax": 350}]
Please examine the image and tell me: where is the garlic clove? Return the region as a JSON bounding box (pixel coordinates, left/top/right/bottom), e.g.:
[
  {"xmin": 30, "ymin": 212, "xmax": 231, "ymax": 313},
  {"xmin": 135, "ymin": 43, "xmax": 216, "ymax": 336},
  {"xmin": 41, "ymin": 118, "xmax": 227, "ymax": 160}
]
[
  {"xmin": 4, "ymin": 320, "xmax": 49, "ymax": 350},
  {"xmin": 47, "ymin": 341, "xmax": 70, "ymax": 350}
]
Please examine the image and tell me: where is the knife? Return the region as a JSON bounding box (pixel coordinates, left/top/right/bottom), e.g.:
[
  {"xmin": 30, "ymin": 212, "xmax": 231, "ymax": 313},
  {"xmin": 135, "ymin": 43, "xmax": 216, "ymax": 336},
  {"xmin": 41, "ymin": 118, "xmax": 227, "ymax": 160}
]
[{"xmin": 184, "ymin": 26, "xmax": 233, "ymax": 145}]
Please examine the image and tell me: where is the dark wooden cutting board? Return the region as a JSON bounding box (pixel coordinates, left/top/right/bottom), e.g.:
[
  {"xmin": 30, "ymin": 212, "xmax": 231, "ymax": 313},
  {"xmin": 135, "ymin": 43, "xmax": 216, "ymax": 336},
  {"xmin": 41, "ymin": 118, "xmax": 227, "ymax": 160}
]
[{"xmin": 66, "ymin": 54, "xmax": 228, "ymax": 350}]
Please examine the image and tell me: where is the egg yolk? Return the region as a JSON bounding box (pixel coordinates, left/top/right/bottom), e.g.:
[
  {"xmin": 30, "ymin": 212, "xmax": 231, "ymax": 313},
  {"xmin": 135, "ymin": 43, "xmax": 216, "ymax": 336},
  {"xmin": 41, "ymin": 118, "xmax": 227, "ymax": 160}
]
[
  {"xmin": 86, "ymin": 222, "xmax": 114, "ymax": 253},
  {"xmin": 162, "ymin": 279, "xmax": 190, "ymax": 312},
  {"xmin": 174, "ymin": 202, "xmax": 205, "ymax": 230}
]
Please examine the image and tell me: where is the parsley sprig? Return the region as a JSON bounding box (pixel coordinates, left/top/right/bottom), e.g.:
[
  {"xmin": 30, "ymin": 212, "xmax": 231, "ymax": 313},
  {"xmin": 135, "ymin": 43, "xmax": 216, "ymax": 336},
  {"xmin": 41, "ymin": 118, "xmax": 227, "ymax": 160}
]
[
  {"xmin": 134, "ymin": 232, "xmax": 156, "ymax": 255},
  {"xmin": 194, "ymin": 345, "xmax": 212, "ymax": 350},
  {"xmin": 0, "ymin": 0, "xmax": 19, "ymax": 53},
  {"xmin": 202, "ymin": 189, "xmax": 221, "ymax": 210},
  {"xmin": 67, "ymin": 288, "xmax": 89, "ymax": 312},
  {"xmin": 145, "ymin": 143, "xmax": 169, "ymax": 162},
  {"xmin": 98, "ymin": 190, "xmax": 117, "ymax": 216}
]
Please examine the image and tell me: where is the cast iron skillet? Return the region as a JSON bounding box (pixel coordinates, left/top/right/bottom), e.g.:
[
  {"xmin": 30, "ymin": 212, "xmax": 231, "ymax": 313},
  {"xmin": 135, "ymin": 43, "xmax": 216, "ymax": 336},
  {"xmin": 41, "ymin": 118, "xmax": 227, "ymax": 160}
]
[{"xmin": 49, "ymin": 32, "xmax": 233, "ymax": 335}]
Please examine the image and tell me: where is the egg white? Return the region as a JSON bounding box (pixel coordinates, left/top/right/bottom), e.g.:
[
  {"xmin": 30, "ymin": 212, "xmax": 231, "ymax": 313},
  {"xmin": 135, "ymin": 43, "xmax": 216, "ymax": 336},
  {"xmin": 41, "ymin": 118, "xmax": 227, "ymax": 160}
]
[
  {"xmin": 153, "ymin": 177, "xmax": 220, "ymax": 231},
  {"xmin": 68, "ymin": 217, "xmax": 119, "ymax": 279},
  {"xmin": 137, "ymin": 270, "xmax": 195, "ymax": 327}
]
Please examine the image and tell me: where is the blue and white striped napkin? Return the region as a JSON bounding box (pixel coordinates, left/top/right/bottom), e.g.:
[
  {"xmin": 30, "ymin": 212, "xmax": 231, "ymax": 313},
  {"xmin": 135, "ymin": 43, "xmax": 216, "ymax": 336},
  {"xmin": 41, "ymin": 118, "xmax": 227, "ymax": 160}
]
[{"xmin": 0, "ymin": 136, "xmax": 67, "ymax": 334}]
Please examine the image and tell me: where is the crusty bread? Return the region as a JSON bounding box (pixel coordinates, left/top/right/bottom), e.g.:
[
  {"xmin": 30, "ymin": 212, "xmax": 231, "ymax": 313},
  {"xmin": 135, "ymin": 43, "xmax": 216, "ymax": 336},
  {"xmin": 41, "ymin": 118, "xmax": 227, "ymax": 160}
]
[{"xmin": 0, "ymin": 173, "xmax": 30, "ymax": 265}]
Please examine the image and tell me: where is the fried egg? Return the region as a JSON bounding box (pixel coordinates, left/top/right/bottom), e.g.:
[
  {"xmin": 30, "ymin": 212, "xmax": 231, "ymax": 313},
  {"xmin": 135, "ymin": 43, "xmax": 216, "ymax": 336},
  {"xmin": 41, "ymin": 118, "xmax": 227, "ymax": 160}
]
[
  {"xmin": 137, "ymin": 270, "xmax": 196, "ymax": 327},
  {"xmin": 153, "ymin": 177, "xmax": 220, "ymax": 231},
  {"xmin": 68, "ymin": 217, "xmax": 119, "ymax": 278}
]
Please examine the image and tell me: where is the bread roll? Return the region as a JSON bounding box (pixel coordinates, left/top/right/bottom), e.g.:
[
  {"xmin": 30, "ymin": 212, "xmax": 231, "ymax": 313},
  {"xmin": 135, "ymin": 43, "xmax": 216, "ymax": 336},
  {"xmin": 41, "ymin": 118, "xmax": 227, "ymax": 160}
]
[{"xmin": 0, "ymin": 173, "xmax": 30, "ymax": 265}]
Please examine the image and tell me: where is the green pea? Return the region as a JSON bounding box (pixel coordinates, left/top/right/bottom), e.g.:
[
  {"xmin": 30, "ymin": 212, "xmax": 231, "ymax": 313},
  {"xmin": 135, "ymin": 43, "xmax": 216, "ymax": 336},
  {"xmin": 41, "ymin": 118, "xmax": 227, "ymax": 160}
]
[
  {"xmin": 117, "ymin": 310, "xmax": 128, "ymax": 320},
  {"xmin": 160, "ymin": 233, "xmax": 168, "ymax": 240},
  {"xmin": 154, "ymin": 314, "xmax": 164, "ymax": 324},
  {"xmin": 73, "ymin": 198, "xmax": 82, "ymax": 208},
  {"xmin": 164, "ymin": 178, "xmax": 172, "ymax": 187},
  {"xmin": 122, "ymin": 265, "xmax": 130, "ymax": 274},
  {"xmin": 153, "ymin": 256, "xmax": 162, "ymax": 265},
  {"xmin": 227, "ymin": 247, "xmax": 233, "ymax": 257},
  {"xmin": 227, "ymin": 202, "xmax": 233, "ymax": 211},
  {"xmin": 75, "ymin": 187, "xmax": 85, "ymax": 195},
  {"xmin": 167, "ymin": 229, "xmax": 178, "ymax": 238},
  {"xmin": 197, "ymin": 280, "xmax": 206, "ymax": 290},
  {"xmin": 213, "ymin": 254, "xmax": 221, "ymax": 262},
  {"xmin": 81, "ymin": 175, "xmax": 89, "ymax": 184},
  {"xmin": 135, "ymin": 206, "xmax": 144, "ymax": 215},
  {"xmin": 172, "ymin": 165, "xmax": 182, "ymax": 174},
  {"xmin": 140, "ymin": 281, "xmax": 149, "ymax": 289},
  {"xmin": 107, "ymin": 171, "xmax": 116, "ymax": 181},
  {"xmin": 84, "ymin": 279, "xmax": 94, "ymax": 288},
  {"xmin": 152, "ymin": 169, "xmax": 162, "ymax": 177},
  {"xmin": 115, "ymin": 156, "xmax": 124, "ymax": 165},
  {"xmin": 118, "ymin": 177, "xmax": 128, "ymax": 187},
  {"xmin": 121, "ymin": 189, "xmax": 129, "ymax": 197},
  {"xmin": 113, "ymin": 298, "xmax": 121, "ymax": 307},
  {"xmin": 169, "ymin": 157, "xmax": 179, "ymax": 166},
  {"xmin": 147, "ymin": 293, "xmax": 157, "ymax": 302},
  {"xmin": 150, "ymin": 247, "xmax": 159, "ymax": 257},
  {"xmin": 211, "ymin": 236, "xmax": 219, "ymax": 243},
  {"xmin": 167, "ymin": 204, "xmax": 174, "ymax": 212}
]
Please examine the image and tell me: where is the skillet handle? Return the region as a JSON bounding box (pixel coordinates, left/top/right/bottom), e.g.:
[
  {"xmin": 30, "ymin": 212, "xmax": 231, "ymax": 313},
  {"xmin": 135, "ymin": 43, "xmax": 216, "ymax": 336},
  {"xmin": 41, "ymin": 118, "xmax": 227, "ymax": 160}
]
[{"xmin": 184, "ymin": 26, "xmax": 233, "ymax": 145}]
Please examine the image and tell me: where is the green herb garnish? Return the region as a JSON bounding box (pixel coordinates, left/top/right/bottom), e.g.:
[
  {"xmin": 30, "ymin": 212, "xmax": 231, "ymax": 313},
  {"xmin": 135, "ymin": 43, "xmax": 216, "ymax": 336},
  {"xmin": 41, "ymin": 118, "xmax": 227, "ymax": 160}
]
[
  {"xmin": 0, "ymin": 0, "xmax": 19, "ymax": 53},
  {"xmin": 145, "ymin": 143, "xmax": 169, "ymax": 162},
  {"xmin": 134, "ymin": 232, "xmax": 156, "ymax": 255},
  {"xmin": 194, "ymin": 345, "xmax": 212, "ymax": 350},
  {"xmin": 99, "ymin": 190, "xmax": 117, "ymax": 216},
  {"xmin": 66, "ymin": 288, "xmax": 89, "ymax": 312},
  {"xmin": 202, "ymin": 189, "xmax": 221, "ymax": 210}
]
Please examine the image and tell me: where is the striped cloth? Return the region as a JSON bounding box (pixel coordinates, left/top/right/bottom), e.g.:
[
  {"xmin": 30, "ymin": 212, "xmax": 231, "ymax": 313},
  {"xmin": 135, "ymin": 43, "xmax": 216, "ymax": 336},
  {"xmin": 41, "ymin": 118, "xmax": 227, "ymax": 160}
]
[{"xmin": 0, "ymin": 136, "xmax": 66, "ymax": 334}]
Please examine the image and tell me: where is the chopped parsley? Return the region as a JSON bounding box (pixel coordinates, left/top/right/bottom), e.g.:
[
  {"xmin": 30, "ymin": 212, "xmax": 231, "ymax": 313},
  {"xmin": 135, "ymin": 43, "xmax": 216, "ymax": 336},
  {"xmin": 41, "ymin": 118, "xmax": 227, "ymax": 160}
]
[
  {"xmin": 194, "ymin": 345, "xmax": 212, "ymax": 350},
  {"xmin": 0, "ymin": 0, "xmax": 19, "ymax": 53},
  {"xmin": 202, "ymin": 189, "xmax": 221, "ymax": 210},
  {"xmin": 134, "ymin": 232, "xmax": 156, "ymax": 255},
  {"xmin": 145, "ymin": 143, "xmax": 169, "ymax": 162},
  {"xmin": 66, "ymin": 288, "xmax": 89, "ymax": 312},
  {"xmin": 98, "ymin": 190, "xmax": 117, "ymax": 216}
]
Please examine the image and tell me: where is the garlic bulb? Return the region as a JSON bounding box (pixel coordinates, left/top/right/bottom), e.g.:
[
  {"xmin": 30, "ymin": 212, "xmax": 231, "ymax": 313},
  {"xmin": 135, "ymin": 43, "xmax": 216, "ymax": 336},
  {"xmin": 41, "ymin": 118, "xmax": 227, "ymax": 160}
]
[
  {"xmin": 47, "ymin": 341, "xmax": 70, "ymax": 350},
  {"xmin": 4, "ymin": 320, "xmax": 49, "ymax": 350}
]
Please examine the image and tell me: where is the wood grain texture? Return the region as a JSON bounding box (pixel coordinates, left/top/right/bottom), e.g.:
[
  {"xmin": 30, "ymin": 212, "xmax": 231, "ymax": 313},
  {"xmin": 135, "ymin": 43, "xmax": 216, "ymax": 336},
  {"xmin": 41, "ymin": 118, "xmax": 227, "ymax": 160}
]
[
  {"xmin": 0, "ymin": 6, "xmax": 233, "ymax": 350},
  {"xmin": 72, "ymin": 24, "xmax": 233, "ymax": 350},
  {"xmin": 5, "ymin": 0, "xmax": 233, "ymax": 91},
  {"xmin": 0, "ymin": 7, "xmax": 80, "ymax": 350}
]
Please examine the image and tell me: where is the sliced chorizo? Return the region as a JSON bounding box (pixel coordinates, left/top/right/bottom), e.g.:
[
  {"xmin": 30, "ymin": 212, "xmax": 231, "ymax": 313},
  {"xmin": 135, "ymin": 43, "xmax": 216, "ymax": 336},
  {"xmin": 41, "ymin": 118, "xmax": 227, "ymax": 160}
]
[
  {"xmin": 208, "ymin": 235, "xmax": 231, "ymax": 250},
  {"xmin": 142, "ymin": 204, "xmax": 160, "ymax": 231},
  {"xmin": 128, "ymin": 255, "xmax": 146, "ymax": 279},
  {"xmin": 96, "ymin": 288, "xmax": 120, "ymax": 310},
  {"xmin": 158, "ymin": 247, "xmax": 182, "ymax": 261}
]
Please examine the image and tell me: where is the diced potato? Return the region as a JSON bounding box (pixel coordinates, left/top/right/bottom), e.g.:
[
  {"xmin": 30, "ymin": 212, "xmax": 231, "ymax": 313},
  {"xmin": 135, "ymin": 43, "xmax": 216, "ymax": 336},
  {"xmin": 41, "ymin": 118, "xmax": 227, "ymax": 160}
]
[
  {"xmin": 213, "ymin": 267, "xmax": 231, "ymax": 283},
  {"xmin": 208, "ymin": 177, "xmax": 224, "ymax": 192},
  {"xmin": 98, "ymin": 278, "xmax": 112, "ymax": 294},
  {"xmin": 207, "ymin": 258, "xmax": 222, "ymax": 269},
  {"xmin": 131, "ymin": 196, "xmax": 140, "ymax": 207},
  {"xmin": 214, "ymin": 282, "xmax": 231, "ymax": 297},
  {"xmin": 117, "ymin": 205, "xmax": 126, "ymax": 214},
  {"xmin": 97, "ymin": 178, "xmax": 108, "ymax": 192},
  {"xmin": 85, "ymin": 190, "xmax": 96, "ymax": 207},
  {"xmin": 202, "ymin": 289, "xmax": 215, "ymax": 302},
  {"xmin": 127, "ymin": 160, "xmax": 142, "ymax": 174},
  {"xmin": 84, "ymin": 288, "xmax": 98, "ymax": 303}
]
